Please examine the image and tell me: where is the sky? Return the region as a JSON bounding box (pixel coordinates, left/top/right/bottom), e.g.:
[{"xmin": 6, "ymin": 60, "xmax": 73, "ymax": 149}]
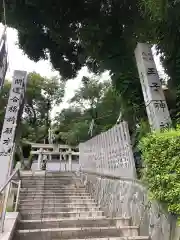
[{"xmin": 0, "ymin": 24, "xmax": 164, "ymax": 118}]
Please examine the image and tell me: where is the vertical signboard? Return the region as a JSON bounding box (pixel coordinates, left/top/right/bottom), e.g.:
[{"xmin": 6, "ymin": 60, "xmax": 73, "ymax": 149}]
[
  {"xmin": 0, "ymin": 27, "xmax": 7, "ymax": 91},
  {"xmin": 0, "ymin": 70, "xmax": 27, "ymax": 188},
  {"xmin": 135, "ymin": 43, "xmax": 171, "ymax": 130}
]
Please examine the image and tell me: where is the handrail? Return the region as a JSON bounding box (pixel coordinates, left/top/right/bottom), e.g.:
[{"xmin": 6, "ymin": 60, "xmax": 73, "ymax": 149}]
[
  {"xmin": 0, "ymin": 168, "xmax": 20, "ymax": 193},
  {"xmin": 0, "ymin": 166, "xmax": 21, "ymax": 233},
  {"xmin": 11, "ymin": 180, "xmax": 19, "ymax": 185}
]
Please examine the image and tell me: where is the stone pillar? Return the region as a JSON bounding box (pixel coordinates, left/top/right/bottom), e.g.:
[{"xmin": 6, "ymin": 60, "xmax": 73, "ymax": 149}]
[
  {"xmin": 49, "ymin": 152, "xmax": 52, "ymax": 162},
  {"xmin": 0, "ymin": 70, "xmax": 27, "ymax": 187},
  {"xmin": 135, "ymin": 43, "xmax": 171, "ymax": 130},
  {"xmin": 68, "ymin": 148, "xmax": 72, "ymax": 171},
  {"xmin": 37, "ymin": 148, "xmax": 43, "ymax": 170},
  {"xmin": 59, "ymin": 153, "xmax": 61, "ymax": 171}
]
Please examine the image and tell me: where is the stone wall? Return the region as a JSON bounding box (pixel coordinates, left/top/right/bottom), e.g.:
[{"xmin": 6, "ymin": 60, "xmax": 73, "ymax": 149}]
[
  {"xmin": 78, "ymin": 121, "xmax": 178, "ymax": 240},
  {"xmin": 79, "ymin": 172, "xmax": 175, "ymax": 240}
]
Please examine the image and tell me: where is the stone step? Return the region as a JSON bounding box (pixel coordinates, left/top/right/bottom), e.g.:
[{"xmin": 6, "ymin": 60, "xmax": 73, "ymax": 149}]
[
  {"xmin": 21, "ymin": 183, "xmax": 84, "ymax": 186},
  {"xmin": 22, "ymin": 185, "xmax": 84, "ymax": 189},
  {"xmin": 20, "ymin": 211, "xmax": 104, "ymax": 220},
  {"xmin": 19, "ymin": 206, "xmax": 100, "ymax": 214},
  {"xmin": 20, "ymin": 175, "xmax": 77, "ymax": 178},
  {"xmin": 21, "ymin": 184, "xmax": 84, "ymax": 188},
  {"xmin": 19, "ymin": 198, "xmax": 95, "ymax": 204},
  {"xmin": 20, "ymin": 192, "xmax": 91, "ymax": 199},
  {"xmin": 21, "ymin": 188, "xmax": 86, "ymax": 192},
  {"xmin": 21, "ymin": 178, "xmax": 81, "ymax": 181},
  {"xmin": 20, "ymin": 190, "xmax": 90, "ymax": 197},
  {"xmin": 21, "ymin": 176, "xmax": 80, "ymax": 182},
  {"xmin": 47, "ymin": 238, "xmax": 149, "ymax": 240},
  {"xmin": 19, "ymin": 195, "xmax": 91, "ymax": 200},
  {"xmin": 20, "ymin": 187, "xmax": 89, "ymax": 194},
  {"xmin": 21, "ymin": 180, "xmax": 81, "ymax": 184},
  {"xmin": 21, "ymin": 180, "xmax": 79, "ymax": 185},
  {"xmin": 20, "ymin": 188, "xmax": 87, "ymax": 192},
  {"xmin": 18, "ymin": 217, "xmax": 131, "ymax": 229},
  {"xmin": 20, "ymin": 171, "xmax": 75, "ymax": 176},
  {"xmin": 20, "ymin": 191, "xmax": 88, "ymax": 195},
  {"xmin": 19, "ymin": 196, "xmax": 93, "ymax": 201},
  {"xmin": 20, "ymin": 178, "xmax": 79, "ymax": 181},
  {"xmin": 14, "ymin": 226, "xmax": 139, "ymax": 239},
  {"xmin": 21, "ymin": 179, "xmax": 79, "ymax": 183},
  {"xmin": 19, "ymin": 203, "xmax": 97, "ymax": 208}
]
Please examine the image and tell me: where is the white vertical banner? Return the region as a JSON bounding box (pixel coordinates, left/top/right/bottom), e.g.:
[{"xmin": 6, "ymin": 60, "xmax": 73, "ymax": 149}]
[
  {"xmin": 0, "ymin": 70, "xmax": 27, "ymax": 188},
  {"xmin": 135, "ymin": 43, "xmax": 172, "ymax": 130}
]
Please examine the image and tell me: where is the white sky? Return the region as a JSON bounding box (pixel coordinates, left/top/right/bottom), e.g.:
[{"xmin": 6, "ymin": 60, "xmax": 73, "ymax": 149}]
[{"xmin": 0, "ymin": 24, "xmax": 164, "ymax": 118}]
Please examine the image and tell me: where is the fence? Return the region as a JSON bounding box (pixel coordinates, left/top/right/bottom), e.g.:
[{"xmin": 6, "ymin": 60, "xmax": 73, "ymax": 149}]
[{"xmin": 79, "ymin": 121, "xmax": 136, "ymax": 178}]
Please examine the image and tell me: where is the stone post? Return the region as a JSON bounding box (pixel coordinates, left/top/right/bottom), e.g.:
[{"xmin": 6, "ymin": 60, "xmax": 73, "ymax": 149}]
[
  {"xmin": 135, "ymin": 43, "xmax": 171, "ymax": 130},
  {"xmin": 68, "ymin": 148, "xmax": 72, "ymax": 171},
  {"xmin": 59, "ymin": 153, "xmax": 61, "ymax": 171},
  {"xmin": 37, "ymin": 148, "xmax": 43, "ymax": 170}
]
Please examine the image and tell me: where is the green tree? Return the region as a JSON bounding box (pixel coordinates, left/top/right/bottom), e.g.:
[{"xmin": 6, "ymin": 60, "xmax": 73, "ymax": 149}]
[
  {"xmin": 54, "ymin": 76, "xmax": 124, "ymax": 145},
  {"xmin": 0, "ymin": 0, "xmax": 154, "ymax": 130},
  {"xmin": 0, "ymin": 73, "xmax": 65, "ymax": 143},
  {"xmin": 23, "ymin": 72, "xmax": 65, "ymax": 142},
  {"xmin": 3, "ymin": 0, "xmax": 179, "ymax": 127},
  {"xmin": 70, "ymin": 76, "xmax": 110, "ymax": 119},
  {"xmin": 53, "ymin": 107, "xmax": 91, "ymax": 145}
]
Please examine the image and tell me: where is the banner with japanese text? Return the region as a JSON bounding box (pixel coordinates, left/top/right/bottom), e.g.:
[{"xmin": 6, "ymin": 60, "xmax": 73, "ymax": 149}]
[{"xmin": 0, "ymin": 70, "xmax": 27, "ymax": 188}]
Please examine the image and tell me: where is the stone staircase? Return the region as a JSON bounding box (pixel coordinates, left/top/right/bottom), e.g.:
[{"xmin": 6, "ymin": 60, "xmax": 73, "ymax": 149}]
[{"xmin": 13, "ymin": 172, "xmax": 149, "ymax": 240}]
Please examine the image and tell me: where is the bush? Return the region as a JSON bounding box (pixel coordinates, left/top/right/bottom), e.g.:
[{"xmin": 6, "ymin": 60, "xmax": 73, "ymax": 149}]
[{"xmin": 139, "ymin": 128, "xmax": 180, "ymax": 216}]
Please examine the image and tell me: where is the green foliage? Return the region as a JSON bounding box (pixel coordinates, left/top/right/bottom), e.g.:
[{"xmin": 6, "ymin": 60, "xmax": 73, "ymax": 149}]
[
  {"xmin": 22, "ymin": 72, "xmax": 65, "ymax": 142},
  {"xmin": 2, "ymin": 0, "xmax": 180, "ymax": 129},
  {"xmin": 1, "ymin": 0, "xmax": 154, "ymax": 129},
  {"xmin": 60, "ymin": 121, "xmax": 90, "ymax": 146},
  {"xmin": 174, "ymin": 85, "xmax": 180, "ymax": 124},
  {"xmin": 54, "ymin": 76, "xmax": 122, "ymax": 145},
  {"xmin": 54, "ymin": 107, "xmax": 91, "ymax": 145},
  {"xmin": 0, "ymin": 73, "xmax": 65, "ymax": 144},
  {"xmin": 1, "ymin": 0, "xmax": 151, "ymax": 79},
  {"xmin": 139, "ymin": 128, "xmax": 180, "ymax": 215},
  {"xmin": 140, "ymin": 0, "xmax": 168, "ymax": 20}
]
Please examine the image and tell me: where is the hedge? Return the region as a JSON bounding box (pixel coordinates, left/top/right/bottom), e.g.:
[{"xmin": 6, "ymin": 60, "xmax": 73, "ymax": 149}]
[{"xmin": 139, "ymin": 128, "xmax": 180, "ymax": 215}]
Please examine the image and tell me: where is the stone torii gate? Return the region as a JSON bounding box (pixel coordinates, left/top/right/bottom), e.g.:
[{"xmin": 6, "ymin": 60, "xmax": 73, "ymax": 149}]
[{"xmin": 30, "ymin": 143, "xmax": 79, "ymax": 172}]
